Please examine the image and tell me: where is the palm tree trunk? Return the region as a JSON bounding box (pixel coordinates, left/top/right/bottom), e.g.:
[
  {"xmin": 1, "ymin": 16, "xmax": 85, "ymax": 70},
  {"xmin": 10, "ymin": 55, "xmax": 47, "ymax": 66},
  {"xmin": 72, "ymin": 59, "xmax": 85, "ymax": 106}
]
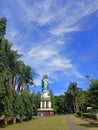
[
  {"xmin": 4, "ymin": 117, "xmax": 8, "ymax": 126},
  {"xmin": 20, "ymin": 116, "xmax": 23, "ymax": 122},
  {"xmin": 13, "ymin": 117, "xmax": 16, "ymax": 124},
  {"xmin": 73, "ymin": 97, "xmax": 76, "ymax": 113},
  {"xmin": 75, "ymin": 96, "xmax": 79, "ymax": 112}
]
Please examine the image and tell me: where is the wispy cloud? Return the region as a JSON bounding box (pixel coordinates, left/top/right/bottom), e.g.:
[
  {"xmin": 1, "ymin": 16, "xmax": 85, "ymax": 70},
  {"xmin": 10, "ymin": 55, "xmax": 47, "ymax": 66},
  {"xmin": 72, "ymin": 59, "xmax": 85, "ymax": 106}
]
[
  {"xmin": 49, "ymin": 0, "xmax": 98, "ymax": 35},
  {"xmin": 21, "ymin": 37, "xmax": 83, "ymax": 86}
]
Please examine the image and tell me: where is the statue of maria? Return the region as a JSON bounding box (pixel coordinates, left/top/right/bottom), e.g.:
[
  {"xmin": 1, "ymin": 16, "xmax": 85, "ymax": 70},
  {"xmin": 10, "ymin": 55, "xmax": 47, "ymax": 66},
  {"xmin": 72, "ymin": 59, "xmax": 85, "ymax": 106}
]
[
  {"xmin": 42, "ymin": 74, "xmax": 49, "ymax": 92},
  {"xmin": 41, "ymin": 74, "xmax": 50, "ymax": 99}
]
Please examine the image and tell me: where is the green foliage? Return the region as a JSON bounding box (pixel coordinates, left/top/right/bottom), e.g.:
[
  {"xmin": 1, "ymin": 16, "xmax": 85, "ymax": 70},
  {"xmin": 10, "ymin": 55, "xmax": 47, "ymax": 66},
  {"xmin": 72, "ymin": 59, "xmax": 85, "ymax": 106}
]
[
  {"xmin": 67, "ymin": 82, "xmax": 80, "ymax": 112},
  {"xmin": 54, "ymin": 94, "xmax": 65, "ymax": 114},
  {"xmin": 12, "ymin": 90, "xmax": 34, "ymax": 121},
  {"xmin": 0, "ymin": 17, "xmax": 7, "ymax": 37},
  {"xmin": 0, "ymin": 83, "xmax": 13, "ymax": 117},
  {"xmin": 0, "ymin": 17, "xmax": 35, "ymax": 126},
  {"xmin": 12, "ymin": 90, "xmax": 21, "ymax": 117},
  {"xmin": 76, "ymin": 111, "xmax": 83, "ymax": 117},
  {"xmin": 78, "ymin": 90, "xmax": 88, "ymax": 112},
  {"xmin": 32, "ymin": 91, "xmax": 41, "ymax": 115},
  {"xmin": 0, "ymin": 39, "xmax": 11, "ymax": 77},
  {"xmin": 16, "ymin": 61, "xmax": 34, "ymax": 86},
  {"xmin": 64, "ymin": 92, "xmax": 74, "ymax": 114},
  {"xmin": 50, "ymin": 90, "xmax": 55, "ymax": 109},
  {"xmin": 18, "ymin": 94, "xmax": 25, "ymax": 118},
  {"xmin": 21, "ymin": 89, "xmax": 33, "ymax": 120},
  {"xmin": 54, "ymin": 83, "xmax": 89, "ymax": 114},
  {"xmin": 88, "ymin": 79, "xmax": 98, "ymax": 110}
]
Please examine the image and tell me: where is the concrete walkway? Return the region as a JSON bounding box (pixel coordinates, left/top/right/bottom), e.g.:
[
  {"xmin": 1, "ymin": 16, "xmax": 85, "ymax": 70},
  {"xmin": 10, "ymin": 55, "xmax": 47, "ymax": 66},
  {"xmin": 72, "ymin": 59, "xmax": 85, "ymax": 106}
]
[{"xmin": 65, "ymin": 115, "xmax": 87, "ymax": 130}]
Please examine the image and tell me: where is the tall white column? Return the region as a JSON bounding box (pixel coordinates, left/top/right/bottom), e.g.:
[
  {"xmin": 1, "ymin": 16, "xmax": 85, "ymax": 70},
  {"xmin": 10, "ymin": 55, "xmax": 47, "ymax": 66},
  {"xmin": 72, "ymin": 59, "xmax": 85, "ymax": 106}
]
[
  {"xmin": 48, "ymin": 101, "xmax": 51, "ymax": 108},
  {"xmin": 47, "ymin": 101, "xmax": 49, "ymax": 108},
  {"xmin": 44, "ymin": 101, "xmax": 46, "ymax": 108},
  {"xmin": 40, "ymin": 101, "xmax": 43, "ymax": 108}
]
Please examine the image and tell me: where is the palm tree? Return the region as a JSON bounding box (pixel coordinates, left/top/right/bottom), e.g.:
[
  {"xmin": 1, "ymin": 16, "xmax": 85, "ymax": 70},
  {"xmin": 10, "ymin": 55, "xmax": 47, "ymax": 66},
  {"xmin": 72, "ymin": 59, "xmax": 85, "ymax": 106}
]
[
  {"xmin": 88, "ymin": 79, "xmax": 98, "ymax": 111},
  {"xmin": 14, "ymin": 61, "xmax": 35, "ymax": 92},
  {"xmin": 67, "ymin": 82, "xmax": 79, "ymax": 112},
  {"xmin": 0, "ymin": 17, "xmax": 7, "ymax": 37}
]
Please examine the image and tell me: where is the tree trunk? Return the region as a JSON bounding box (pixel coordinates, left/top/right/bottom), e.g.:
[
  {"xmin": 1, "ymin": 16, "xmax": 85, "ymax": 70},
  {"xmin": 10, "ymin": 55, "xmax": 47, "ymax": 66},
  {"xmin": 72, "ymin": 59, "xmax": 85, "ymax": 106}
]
[
  {"xmin": 20, "ymin": 116, "xmax": 23, "ymax": 122},
  {"xmin": 73, "ymin": 98, "xmax": 76, "ymax": 113},
  {"xmin": 13, "ymin": 117, "xmax": 16, "ymax": 124},
  {"xmin": 75, "ymin": 96, "xmax": 79, "ymax": 112},
  {"xmin": 4, "ymin": 117, "xmax": 8, "ymax": 126}
]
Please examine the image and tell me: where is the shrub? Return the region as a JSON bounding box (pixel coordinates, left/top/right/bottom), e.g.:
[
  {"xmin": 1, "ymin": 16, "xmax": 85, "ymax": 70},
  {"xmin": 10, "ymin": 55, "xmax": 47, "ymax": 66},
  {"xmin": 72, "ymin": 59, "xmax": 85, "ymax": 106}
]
[{"xmin": 76, "ymin": 111, "xmax": 83, "ymax": 117}]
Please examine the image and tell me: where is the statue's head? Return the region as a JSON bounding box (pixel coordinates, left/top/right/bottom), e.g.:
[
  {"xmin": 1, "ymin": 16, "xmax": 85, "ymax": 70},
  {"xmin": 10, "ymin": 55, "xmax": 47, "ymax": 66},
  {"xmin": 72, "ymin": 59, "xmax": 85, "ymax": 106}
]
[{"xmin": 43, "ymin": 74, "xmax": 48, "ymax": 79}]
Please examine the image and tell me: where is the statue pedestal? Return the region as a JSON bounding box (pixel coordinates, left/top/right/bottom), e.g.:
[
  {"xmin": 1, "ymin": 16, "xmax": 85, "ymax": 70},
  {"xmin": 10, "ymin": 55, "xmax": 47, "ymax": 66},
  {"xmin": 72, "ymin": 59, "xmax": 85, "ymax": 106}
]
[
  {"xmin": 37, "ymin": 108, "xmax": 54, "ymax": 116},
  {"xmin": 37, "ymin": 90, "xmax": 54, "ymax": 116}
]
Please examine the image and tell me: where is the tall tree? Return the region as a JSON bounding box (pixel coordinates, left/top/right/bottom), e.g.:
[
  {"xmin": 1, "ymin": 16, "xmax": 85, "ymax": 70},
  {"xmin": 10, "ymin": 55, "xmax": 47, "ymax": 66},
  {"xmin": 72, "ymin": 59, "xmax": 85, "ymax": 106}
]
[
  {"xmin": 50, "ymin": 90, "xmax": 55, "ymax": 109},
  {"xmin": 12, "ymin": 90, "xmax": 21, "ymax": 123},
  {"xmin": 0, "ymin": 80, "xmax": 13, "ymax": 126},
  {"xmin": 64, "ymin": 92, "xmax": 74, "ymax": 114},
  {"xmin": 67, "ymin": 82, "xmax": 80, "ymax": 112},
  {"xmin": 88, "ymin": 79, "xmax": 98, "ymax": 111},
  {"xmin": 21, "ymin": 89, "xmax": 33, "ymax": 120},
  {"xmin": 0, "ymin": 17, "xmax": 7, "ymax": 38},
  {"xmin": 0, "ymin": 17, "xmax": 35, "ymax": 126},
  {"xmin": 32, "ymin": 91, "xmax": 41, "ymax": 116},
  {"xmin": 54, "ymin": 94, "xmax": 65, "ymax": 114},
  {"xmin": 78, "ymin": 90, "xmax": 88, "ymax": 112}
]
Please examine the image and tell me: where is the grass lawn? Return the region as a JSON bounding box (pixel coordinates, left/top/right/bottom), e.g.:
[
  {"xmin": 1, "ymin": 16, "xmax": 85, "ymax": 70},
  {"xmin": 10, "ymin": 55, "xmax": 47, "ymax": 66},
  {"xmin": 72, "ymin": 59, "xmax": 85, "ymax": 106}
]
[
  {"xmin": 1, "ymin": 115, "xmax": 98, "ymax": 130},
  {"xmin": 0, "ymin": 116, "xmax": 69, "ymax": 130},
  {"xmin": 68, "ymin": 114, "xmax": 98, "ymax": 130}
]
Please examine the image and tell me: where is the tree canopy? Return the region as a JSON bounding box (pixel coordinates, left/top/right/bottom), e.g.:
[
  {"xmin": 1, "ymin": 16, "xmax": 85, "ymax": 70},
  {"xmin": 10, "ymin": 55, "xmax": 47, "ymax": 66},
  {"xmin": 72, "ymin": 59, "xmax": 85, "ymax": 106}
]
[{"xmin": 0, "ymin": 17, "xmax": 35, "ymax": 126}]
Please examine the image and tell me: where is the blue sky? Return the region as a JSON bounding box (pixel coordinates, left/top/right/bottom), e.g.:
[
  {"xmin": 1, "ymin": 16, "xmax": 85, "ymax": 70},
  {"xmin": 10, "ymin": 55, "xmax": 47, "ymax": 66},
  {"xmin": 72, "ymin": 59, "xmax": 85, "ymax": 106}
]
[{"xmin": 0, "ymin": 0, "xmax": 98, "ymax": 95}]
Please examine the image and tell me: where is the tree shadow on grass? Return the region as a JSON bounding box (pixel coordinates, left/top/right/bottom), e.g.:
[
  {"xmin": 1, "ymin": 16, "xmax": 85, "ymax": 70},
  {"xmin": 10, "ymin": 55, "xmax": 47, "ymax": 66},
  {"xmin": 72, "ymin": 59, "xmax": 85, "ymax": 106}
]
[{"xmin": 79, "ymin": 122, "xmax": 98, "ymax": 128}]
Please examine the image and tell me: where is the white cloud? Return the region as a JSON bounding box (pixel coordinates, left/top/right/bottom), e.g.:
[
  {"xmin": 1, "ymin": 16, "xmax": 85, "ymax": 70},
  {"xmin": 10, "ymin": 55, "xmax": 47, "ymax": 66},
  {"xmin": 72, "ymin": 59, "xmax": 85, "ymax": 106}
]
[
  {"xmin": 6, "ymin": 29, "xmax": 18, "ymax": 41},
  {"xmin": 49, "ymin": 26, "xmax": 80, "ymax": 36},
  {"xmin": 34, "ymin": 78, "xmax": 42, "ymax": 86},
  {"xmin": 28, "ymin": 46, "xmax": 57, "ymax": 60},
  {"xmin": 21, "ymin": 37, "xmax": 83, "ymax": 86},
  {"xmin": 7, "ymin": 0, "xmax": 98, "ymax": 39},
  {"xmin": 49, "ymin": 0, "xmax": 98, "ymax": 35},
  {"xmin": 15, "ymin": 0, "xmax": 98, "ymax": 39}
]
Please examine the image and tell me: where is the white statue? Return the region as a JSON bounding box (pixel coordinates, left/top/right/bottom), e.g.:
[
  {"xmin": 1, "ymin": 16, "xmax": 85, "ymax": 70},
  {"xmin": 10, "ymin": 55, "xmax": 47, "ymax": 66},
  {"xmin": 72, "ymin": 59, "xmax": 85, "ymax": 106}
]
[
  {"xmin": 42, "ymin": 74, "xmax": 49, "ymax": 91},
  {"xmin": 41, "ymin": 74, "xmax": 50, "ymax": 99}
]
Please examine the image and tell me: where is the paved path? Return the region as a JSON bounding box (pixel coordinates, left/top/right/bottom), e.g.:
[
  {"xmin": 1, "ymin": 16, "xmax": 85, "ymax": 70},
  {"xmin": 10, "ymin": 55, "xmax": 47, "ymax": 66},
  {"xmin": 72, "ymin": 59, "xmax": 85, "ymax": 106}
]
[{"xmin": 65, "ymin": 115, "xmax": 87, "ymax": 130}]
